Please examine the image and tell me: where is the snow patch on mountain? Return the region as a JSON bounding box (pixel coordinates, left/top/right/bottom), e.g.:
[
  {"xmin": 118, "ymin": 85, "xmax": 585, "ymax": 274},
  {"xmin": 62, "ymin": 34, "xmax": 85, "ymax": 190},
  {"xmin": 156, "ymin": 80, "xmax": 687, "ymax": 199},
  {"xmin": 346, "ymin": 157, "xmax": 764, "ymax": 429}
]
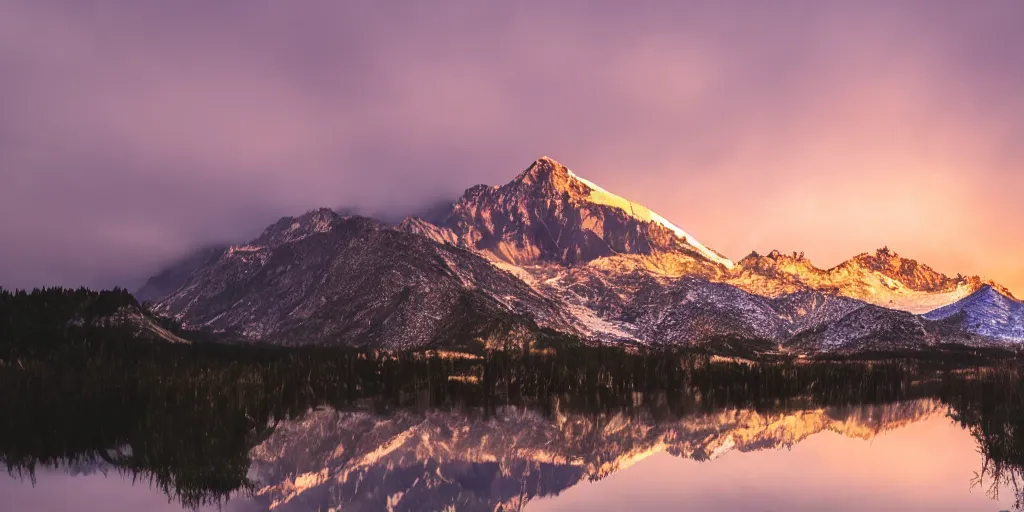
[
  {"xmin": 867, "ymin": 285, "xmax": 976, "ymax": 315},
  {"xmin": 566, "ymin": 169, "xmax": 734, "ymax": 269},
  {"xmin": 565, "ymin": 302, "xmax": 638, "ymax": 343}
]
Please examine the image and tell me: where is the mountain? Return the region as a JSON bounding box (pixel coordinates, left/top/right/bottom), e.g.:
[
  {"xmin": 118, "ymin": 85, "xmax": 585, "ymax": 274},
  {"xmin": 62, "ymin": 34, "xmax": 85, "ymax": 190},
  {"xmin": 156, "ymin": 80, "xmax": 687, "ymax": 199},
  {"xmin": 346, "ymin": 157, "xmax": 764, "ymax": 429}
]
[
  {"xmin": 786, "ymin": 302, "xmax": 991, "ymax": 354},
  {"xmin": 526, "ymin": 263, "xmax": 984, "ymax": 354},
  {"xmin": 404, "ymin": 156, "xmax": 733, "ymax": 270},
  {"xmin": 924, "ymin": 285, "xmax": 1024, "ymax": 342},
  {"xmin": 150, "ymin": 209, "xmax": 574, "ymax": 349},
  {"xmin": 139, "ymin": 156, "xmax": 1017, "ymax": 353},
  {"xmin": 529, "ymin": 264, "xmax": 865, "ymax": 349},
  {"xmin": 728, "ymin": 247, "xmax": 1007, "ymax": 314}
]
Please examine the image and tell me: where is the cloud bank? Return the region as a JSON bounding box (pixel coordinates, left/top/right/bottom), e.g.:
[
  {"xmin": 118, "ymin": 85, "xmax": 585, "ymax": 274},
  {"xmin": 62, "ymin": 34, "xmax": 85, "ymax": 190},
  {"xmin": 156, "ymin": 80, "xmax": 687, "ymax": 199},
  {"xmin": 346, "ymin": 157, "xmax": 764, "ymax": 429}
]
[{"xmin": 1, "ymin": 1, "xmax": 1022, "ymax": 293}]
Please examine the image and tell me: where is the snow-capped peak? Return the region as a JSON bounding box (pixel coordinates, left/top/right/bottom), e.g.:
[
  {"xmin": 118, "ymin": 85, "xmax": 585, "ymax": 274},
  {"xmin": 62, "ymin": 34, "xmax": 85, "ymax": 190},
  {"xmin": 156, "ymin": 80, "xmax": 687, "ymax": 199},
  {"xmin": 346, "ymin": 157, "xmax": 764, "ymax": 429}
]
[{"xmin": 564, "ymin": 167, "xmax": 735, "ymax": 269}]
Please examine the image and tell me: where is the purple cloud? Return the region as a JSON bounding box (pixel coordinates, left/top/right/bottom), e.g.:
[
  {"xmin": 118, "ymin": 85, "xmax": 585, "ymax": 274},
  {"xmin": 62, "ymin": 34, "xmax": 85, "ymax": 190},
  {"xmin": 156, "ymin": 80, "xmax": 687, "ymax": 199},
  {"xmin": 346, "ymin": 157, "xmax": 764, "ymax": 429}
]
[{"xmin": 1, "ymin": 1, "xmax": 1022, "ymax": 292}]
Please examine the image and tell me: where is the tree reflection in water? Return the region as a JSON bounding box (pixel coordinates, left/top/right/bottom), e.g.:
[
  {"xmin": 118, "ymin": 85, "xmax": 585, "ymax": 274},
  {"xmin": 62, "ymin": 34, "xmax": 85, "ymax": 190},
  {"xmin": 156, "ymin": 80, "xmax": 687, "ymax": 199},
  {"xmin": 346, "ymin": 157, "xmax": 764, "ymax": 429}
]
[{"xmin": 0, "ymin": 339, "xmax": 1022, "ymax": 510}]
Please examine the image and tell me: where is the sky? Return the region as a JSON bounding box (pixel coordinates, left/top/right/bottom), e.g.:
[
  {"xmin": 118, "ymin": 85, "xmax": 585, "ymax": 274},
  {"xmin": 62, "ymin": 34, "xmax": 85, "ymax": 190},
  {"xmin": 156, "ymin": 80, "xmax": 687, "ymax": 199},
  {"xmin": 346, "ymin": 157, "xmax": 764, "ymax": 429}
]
[{"xmin": 1, "ymin": 1, "xmax": 1022, "ymax": 294}]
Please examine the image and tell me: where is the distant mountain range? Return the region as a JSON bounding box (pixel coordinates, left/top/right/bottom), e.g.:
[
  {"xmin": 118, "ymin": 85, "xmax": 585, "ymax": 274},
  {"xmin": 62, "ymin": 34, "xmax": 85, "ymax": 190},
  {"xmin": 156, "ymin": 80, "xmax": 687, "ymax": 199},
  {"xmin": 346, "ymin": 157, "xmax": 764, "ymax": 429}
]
[{"xmin": 140, "ymin": 157, "xmax": 1023, "ymax": 354}]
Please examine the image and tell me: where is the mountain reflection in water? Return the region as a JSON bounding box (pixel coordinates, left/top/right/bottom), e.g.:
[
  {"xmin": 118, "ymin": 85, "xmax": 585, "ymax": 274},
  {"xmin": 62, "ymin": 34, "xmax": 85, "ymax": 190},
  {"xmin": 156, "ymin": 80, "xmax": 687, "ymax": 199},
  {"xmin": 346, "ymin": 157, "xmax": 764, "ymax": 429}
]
[
  {"xmin": 1, "ymin": 344, "xmax": 1023, "ymax": 511},
  {"xmin": 246, "ymin": 400, "xmax": 948, "ymax": 511}
]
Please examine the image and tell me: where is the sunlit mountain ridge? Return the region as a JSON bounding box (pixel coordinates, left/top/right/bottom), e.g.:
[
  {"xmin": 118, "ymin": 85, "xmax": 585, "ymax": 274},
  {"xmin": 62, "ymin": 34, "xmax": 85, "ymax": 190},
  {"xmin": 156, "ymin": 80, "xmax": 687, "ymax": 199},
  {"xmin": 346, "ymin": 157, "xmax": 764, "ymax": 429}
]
[{"xmin": 140, "ymin": 157, "xmax": 1024, "ymax": 351}]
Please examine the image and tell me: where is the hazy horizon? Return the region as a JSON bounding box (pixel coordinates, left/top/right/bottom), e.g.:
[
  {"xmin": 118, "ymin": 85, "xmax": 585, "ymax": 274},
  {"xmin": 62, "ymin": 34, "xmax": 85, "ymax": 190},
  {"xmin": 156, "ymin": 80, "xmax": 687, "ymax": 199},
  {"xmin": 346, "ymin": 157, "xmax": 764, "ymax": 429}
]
[{"xmin": 2, "ymin": 1, "xmax": 1022, "ymax": 295}]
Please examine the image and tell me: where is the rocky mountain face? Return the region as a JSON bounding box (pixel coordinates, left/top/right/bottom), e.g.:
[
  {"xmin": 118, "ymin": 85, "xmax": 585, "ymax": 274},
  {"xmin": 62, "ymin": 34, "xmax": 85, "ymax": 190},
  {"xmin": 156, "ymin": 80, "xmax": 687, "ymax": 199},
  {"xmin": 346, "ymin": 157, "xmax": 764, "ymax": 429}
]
[
  {"xmin": 150, "ymin": 209, "xmax": 573, "ymax": 349},
  {"xmin": 924, "ymin": 286, "xmax": 1024, "ymax": 343},
  {"xmin": 405, "ymin": 156, "xmax": 733, "ymax": 270},
  {"xmin": 787, "ymin": 303, "xmax": 988, "ymax": 354},
  {"xmin": 243, "ymin": 400, "xmax": 942, "ymax": 512},
  {"xmin": 527, "ymin": 264, "xmax": 866, "ymax": 348},
  {"xmin": 727, "ymin": 247, "xmax": 1008, "ymax": 314},
  {"xmin": 140, "ymin": 156, "xmax": 1020, "ymax": 351},
  {"xmin": 522, "ymin": 261, "xmax": 994, "ymax": 354}
]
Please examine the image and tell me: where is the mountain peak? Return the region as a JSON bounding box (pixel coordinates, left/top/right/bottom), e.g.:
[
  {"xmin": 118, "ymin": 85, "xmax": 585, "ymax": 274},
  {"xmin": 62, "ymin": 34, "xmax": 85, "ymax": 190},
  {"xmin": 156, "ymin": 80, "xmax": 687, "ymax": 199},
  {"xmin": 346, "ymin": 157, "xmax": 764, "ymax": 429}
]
[
  {"xmin": 976, "ymin": 283, "xmax": 1015, "ymax": 301},
  {"xmin": 767, "ymin": 249, "xmax": 808, "ymax": 261},
  {"xmin": 253, "ymin": 208, "xmax": 347, "ymax": 247},
  {"xmin": 428, "ymin": 158, "xmax": 734, "ymax": 269},
  {"xmin": 848, "ymin": 246, "xmax": 902, "ymax": 265},
  {"xmin": 535, "ymin": 155, "xmax": 561, "ymax": 166},
  {"xmin": 513, "ymin": 156, "xmax": 577, "ymax": 191},
  {"xmin": 738, "ymin": 250, "xmax": 808, "ymax": 267},
  {"xmin": 870, "ymin": 246, "xmax": 904, "ymax": 262}
]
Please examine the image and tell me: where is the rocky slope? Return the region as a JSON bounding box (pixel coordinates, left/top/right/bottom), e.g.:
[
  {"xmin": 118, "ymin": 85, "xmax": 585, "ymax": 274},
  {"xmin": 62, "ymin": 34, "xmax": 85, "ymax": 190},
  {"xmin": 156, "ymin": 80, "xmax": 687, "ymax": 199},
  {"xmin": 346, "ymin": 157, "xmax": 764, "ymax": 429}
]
[
  {"xmin": 403, "ymin": 156, "xmax": 733, "ymax": 270},
  {"xmin": 787, "ymin": 303, "xmax": 992, "ymax": 354},
  {"xmin": 150, "ymin": 209, "xmax": 574, "ymax": 349},
  {"xmin": 140, "ymin": 156, "xmax": 1018, "ymax": 352},
  {"xmin": 523, "ymin": 261, "xmax": 866, "ymax": 349},
  {"xmin": 531, "ymin": 263, "xmax": 998, "ymax": 353},
  {"xmin": 727, "ymin": 247, "xmax": 1010, "ymax": 314},
  {"xmin": 924, "ymin": 285, "xmax": 1024, "ymax": 343}
]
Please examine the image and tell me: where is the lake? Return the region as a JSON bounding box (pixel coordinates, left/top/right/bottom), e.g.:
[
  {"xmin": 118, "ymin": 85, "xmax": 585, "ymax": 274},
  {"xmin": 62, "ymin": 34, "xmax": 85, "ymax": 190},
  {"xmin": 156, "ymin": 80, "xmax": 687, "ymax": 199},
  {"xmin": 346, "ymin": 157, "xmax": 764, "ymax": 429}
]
[
  {"xmin": 1, "ymin": 402, "xmax": 1017, "ymax": 511},
  {"xmin": 1, "ymin": 343, "xmax": 1022, "ymax": 511}
]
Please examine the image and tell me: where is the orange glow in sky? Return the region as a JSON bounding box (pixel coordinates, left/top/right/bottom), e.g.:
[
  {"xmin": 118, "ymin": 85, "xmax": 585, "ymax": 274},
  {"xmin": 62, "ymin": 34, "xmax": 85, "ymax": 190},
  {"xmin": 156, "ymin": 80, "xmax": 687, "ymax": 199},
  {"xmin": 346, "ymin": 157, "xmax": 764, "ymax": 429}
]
[{"xmin": 0, "ymin": 3, "xmax": 1021, "ymax": 293}]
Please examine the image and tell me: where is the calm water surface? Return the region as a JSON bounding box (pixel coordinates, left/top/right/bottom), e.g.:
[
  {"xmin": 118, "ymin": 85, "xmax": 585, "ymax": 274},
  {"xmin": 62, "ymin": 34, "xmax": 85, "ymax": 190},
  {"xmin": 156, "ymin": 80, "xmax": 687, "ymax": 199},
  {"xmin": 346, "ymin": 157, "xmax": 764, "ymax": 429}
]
[
  {"xmin": 527, "ymin": 414, "xmax": 1014, "ymax": 512},
  {"xmin": 1, "ymin": 404, "xmax": 1017, "ymax": 511},
  {"xmin": 3, "ymin": 344, "xmax": 1023, "ymax": 511}
]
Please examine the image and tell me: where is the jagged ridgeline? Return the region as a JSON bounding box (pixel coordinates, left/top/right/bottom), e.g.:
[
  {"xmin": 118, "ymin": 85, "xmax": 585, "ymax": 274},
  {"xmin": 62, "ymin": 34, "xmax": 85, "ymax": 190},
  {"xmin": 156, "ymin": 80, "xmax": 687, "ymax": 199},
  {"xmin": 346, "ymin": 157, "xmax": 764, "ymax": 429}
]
[
  {"xmin": 3, "ymin": 321, "xmax": 1024, "ymax": 510},
  {"xmin": 135, "ymin": 157, "xmax": 1024, "ymax": 353}
]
